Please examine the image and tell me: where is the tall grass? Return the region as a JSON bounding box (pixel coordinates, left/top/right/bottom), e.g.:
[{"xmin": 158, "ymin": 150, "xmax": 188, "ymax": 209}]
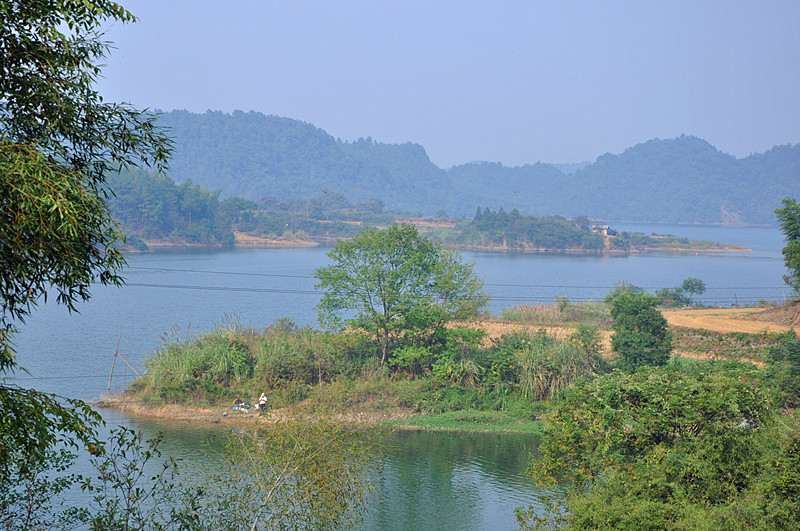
[
  {"xmin": 516, "ymin": 339, "xmax": 605, "ymax": 400},
  {"xmin": 130, "ymin": 318, "xmax": 607, "ymax": 413},
  {"xmin": 499, "ymin": 300, "xmax": 610, "ymax": 327},
  {"xmin": 130, "ymin": 319, "xmax": 380, "ymax": 405}
]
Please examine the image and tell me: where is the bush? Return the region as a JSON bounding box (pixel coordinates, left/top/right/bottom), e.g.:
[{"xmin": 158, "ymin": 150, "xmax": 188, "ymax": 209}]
[{"xmin": 611, "ymin": 292, "xmax": 672, "ymax": 369}]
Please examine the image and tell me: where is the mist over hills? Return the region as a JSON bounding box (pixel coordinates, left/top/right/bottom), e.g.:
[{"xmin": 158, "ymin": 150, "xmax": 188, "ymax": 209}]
[{"xmin": 157, "ymin": 110, "xmax": 799, "ymax": 225}]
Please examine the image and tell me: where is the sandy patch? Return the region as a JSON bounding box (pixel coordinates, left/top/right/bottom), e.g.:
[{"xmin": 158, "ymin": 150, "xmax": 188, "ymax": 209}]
[{"xmin": 234, "ymin": 231, "xmax": 318, "ymax": 248}]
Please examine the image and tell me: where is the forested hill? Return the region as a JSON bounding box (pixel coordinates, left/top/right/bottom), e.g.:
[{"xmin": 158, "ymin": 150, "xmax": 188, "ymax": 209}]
[
  {"xmin": 157, "ymin": 110, "xmax": 448, "ymax": 213},
  {"xmin": 157, "ymin": 110, "xmax": 799, "ymax": 225}
]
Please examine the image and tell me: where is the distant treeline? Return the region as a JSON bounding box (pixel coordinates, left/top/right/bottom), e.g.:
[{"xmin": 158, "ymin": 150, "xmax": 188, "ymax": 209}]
[
  {"xmin": 154, "ymin": 110, "xmax": 800, "ymax": 225},
  {"xmin": 107, "ymin": 170, "xmax": 730, "ymax": 253},
  {"xmin": 106, "ymin": 169, "xmax": 396, "ymax": 248}
]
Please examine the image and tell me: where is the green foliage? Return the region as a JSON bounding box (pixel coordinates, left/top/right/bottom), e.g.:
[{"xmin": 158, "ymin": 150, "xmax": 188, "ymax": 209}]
[
  {"xmin": 0, "ymin": 387, "xmax": 103, "ymax": 479},
  {"xmin": 315, "ymin": 223, "xmax": 489, "ymax": 364},
  {"xmin": 750, "ymin": 420, "xmax": 800, "ymax": 528},
  {"xmin": 764, "ymin": 335, "xmax": 800, "ymax": 408},
  {"xmin": 529, "ymin": 365, "xmax": 771, "ymax": 488},
  {"xmin": 515, "ymin": 338, "xmax": 607, "ymax": 401},
  {"xmin": 106, "ymin": 169, "xmax": 234, "ymax": 245},
  {"xmin": 393, "ymin": 409, "xmax": 542, "ymax": 434},
  {"xmin": 0, "ymin": 144, "xmax": 127, "ymax": 368},
  {"xmin": 130, "ymin": 318, "xmax": 605, "ymax": 427},
  {"xmin": 555, "ymin": 293, "xmax": 570, "ymax": 313},
  {"xmin": 106, "ymin": 175, "xmax": 404, "ymax": 248},
  {"xmin": 131, "ymin": 319, "xmax": 383, "ymax": 406},
  {"xmin": 775, "ymin": 197, "xmax": 800, "ymax": 294},
  {"xmin": 655, "ymin": 286, "xmax": 690, "ymax": 307},
  {"xmin": 0, "ymin": 0, "xmax": 171, "ymax": 480},
  {"xmin": 5, "ymin": 421, "xmax": 380, "ymax": 530},
  {"xmin": 523, "ymin": 412, "xmax": 800, "ymax": 530},
  {"xmin": 681, "ymin": 277, "xmax": 707, "ymax": 305},
  {"xmin": 611, "ymin": 292, "xmax": 673, "ymax": 368},
  {"xmin": 654, "ymin": 277, "xmax": 707, "ymax": 307},
  {"xmin": 603, "ymin": 281, "xmax": 644, "ymax": 305},
  {"xmin": 516, "ymin": 363, "xmax": 800, "ymax": 531},
  {"xmin": 155, "ymin": 112, "xmax": 800, "ymax": 223},
  {"xmin": 483, "ymin": 331, "xmax": 608, "ymax": 402},
  {"xmin": 201, "ymin": 419, "xmax": 381, "ymax": 530},
  {"xmin": 0, "ymin": 448, "xmax": 86, "ymax": 530},
  {"xmin": 391, "ymin": 345, "xmax": 436, "ymax": 377},
  {"xmin": 569, "ymin": 322, "xmax": 603, "ymax": 356},
  {"xmin": 432, "ymin": 358, "xmax": 484, "ymax": 389},
  {"xmin": 157, "ymin": 110, "xmax": 448, "ymax": 214},
  {"xmin": 81, "ymin": 427, "xmax": 204, "ymax": 530},
  {"xmin": 442, "ymin": 207, "xmax": 605, "ymax": 251}
]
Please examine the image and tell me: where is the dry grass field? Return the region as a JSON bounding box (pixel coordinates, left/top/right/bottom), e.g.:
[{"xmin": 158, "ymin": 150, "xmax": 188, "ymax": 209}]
[
  {"xmin": 663, "ymin": 305, "xmax": 800, "ymax": 334},
  {"xmin": 477, "ymin": 303, "xmax": 799, "ymax": 365}
]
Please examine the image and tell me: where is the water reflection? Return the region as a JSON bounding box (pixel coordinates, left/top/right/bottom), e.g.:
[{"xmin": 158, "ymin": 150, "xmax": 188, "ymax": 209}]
[
  {"xmin": 364, "ymin": 430, "xmax": 540, "ymax": 530},
  {"xmin": 103, "ymin": 415, "xmax": 543, "ymax": 531}
]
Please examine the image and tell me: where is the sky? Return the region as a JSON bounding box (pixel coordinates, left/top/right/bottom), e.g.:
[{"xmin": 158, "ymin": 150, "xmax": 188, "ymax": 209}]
[{"xmin": 97, "ymin": 0, "xmax": 800, "ymax": 169}]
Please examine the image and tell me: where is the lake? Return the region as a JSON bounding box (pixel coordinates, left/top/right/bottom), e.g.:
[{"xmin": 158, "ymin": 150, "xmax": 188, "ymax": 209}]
[{"xmin": 9, "ymin": 222, "xmax": 789, "ymax": 529}]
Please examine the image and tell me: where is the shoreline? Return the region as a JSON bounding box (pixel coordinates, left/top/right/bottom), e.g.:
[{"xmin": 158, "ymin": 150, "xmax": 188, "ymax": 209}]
[
  {"xmin": 92, "ymin": 395, "xmax": 541, "ymax": 434},
  {"xmin": 93, "ymin": 395, "xmax": 414, "ymax": 425},
  {"xmin": 445, "ymin": 243, "xmax": 751, "ymax": 254},
  {"xmin": 132, "ymin": 237, "xmax": 751, "ymax": 255}
]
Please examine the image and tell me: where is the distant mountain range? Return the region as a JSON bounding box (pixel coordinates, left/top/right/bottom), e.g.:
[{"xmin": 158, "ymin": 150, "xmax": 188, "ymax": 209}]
[{"xmin": 156, "ymin": 110, "xmax": 799, "ymax": 225}]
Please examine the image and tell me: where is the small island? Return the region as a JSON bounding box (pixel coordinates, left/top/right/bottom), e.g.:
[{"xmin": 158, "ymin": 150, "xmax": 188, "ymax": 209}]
[{"xmin": 107, "ymin": 171, "xmax": 749, "ymax": 254}]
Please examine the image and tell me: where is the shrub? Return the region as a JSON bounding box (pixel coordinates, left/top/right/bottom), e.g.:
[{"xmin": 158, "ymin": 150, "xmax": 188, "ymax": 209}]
[{"xmin": 611, "ymin": 292, "xmax": 672, "ymax": 369}]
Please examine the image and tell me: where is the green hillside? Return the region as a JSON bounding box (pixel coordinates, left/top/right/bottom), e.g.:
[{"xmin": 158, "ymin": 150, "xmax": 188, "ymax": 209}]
[
  {"xmin": 157, "ymin": 110, "xmax": 447, "ymax": 215},
  {"xmin": 156, "ymin": 110, "xmax": 799, "ymax": 225}
]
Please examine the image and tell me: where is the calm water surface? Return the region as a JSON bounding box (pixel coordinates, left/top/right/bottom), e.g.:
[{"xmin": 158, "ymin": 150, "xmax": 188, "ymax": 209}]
[
  {"xmin": 96, "ymin": 416, "xmax": 542, "ymax": 531},
  {"xmin": 9, "ymin": 223, "xmax": 788, "ymax": 529}
]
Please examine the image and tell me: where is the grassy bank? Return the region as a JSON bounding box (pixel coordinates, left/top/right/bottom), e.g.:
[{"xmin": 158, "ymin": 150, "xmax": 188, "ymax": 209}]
[
  {"xmin": 121, "ymin": 302, "xmax": 798, "ymax": 435},
  {"xmin": 389, "ymin": 410, "xmax": 543, "ymax": 434},
  {"xmin": 123, "ymin": 309, "xmax": 610, "ymax": 431},
  {"xmin": 113, "ymin": 302, "xmax": 800, "ymax": 529}
]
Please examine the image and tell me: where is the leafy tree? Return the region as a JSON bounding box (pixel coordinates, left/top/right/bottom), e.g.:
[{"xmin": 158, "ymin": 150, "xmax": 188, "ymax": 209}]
[
  {"xmin": 530, "ymin": 367, "xmax": 771, "ymax": 487},
  {"xmin": 775, "ymin": 197, "xmax": 800, "ymax": 294},
  {"xmin": 655, "ymin": 286, "xmax": 690, "ymax": 307},
  {"xmin": 315, "ymin": 223, "xmax": 489, "ymax": 365},
  {"xmin": 603, "ymin": 281, "xmax": 644, "ymax": 305},
  {"xmin": 520, "ymin": 366, "xmax": 774, "ymax": 529},
  {"xmin": 0, "ymin": 0, "xmax": 170, "ymax": 478},
  {"xmin": 765, "ymin": 334, "xmax": 800, "ymax": 408},
  {"xmin": 570, "ymin": 215, "xmax": 592, "ymax": 230},
  {"xmin": 80, "ymin": 428, "xmax": 204, "ymax": 530},
  {"xmin": 0, "ymin": 448, "xmax": 87, "ymax": 530},
  {"xmin": 681, "ymin": 276, "xmax": 706, "ymax": 306},
  {"xmin": 610, "ymin": 292, "xmax": 672, "ymax": 368}
]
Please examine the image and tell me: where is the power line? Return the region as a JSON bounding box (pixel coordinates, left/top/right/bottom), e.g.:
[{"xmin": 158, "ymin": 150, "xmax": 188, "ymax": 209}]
[
  {"xmin": 121, "ymin": 283, "xmax": 783, "ymax": 305},
  {"xmin": 126, "ymin": 266, "xmax": 784, "ymax": 293},
  {"xmin": 125, "ymin": 282, "xmax": 319, "ymax": 295},
  {"xmin": 126, "ymin": 265, "xmax": 786, "ymax": 291},
  {"xmin": 128, "ymin": 266, "xmax": 312, "ymax": 280}
]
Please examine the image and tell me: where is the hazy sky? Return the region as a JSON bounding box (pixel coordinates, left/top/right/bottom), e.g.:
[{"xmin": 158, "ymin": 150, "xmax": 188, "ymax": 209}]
[{"xmin": 97, "ymin": 1, "xmax": 800, "ymax": 168}]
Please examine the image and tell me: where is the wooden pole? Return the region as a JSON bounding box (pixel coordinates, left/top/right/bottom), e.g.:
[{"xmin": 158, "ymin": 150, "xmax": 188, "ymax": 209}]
[
  {"xmin": 123, "ymin": 342, "xmax": 128, "ymax": 394},
  {"xmin": 117, "ymin": 352, "xmax": 141, "ymax": 377},
  {"xmin": 108, "ymin": 334, "xmax": 121, "ymax": 391}
]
